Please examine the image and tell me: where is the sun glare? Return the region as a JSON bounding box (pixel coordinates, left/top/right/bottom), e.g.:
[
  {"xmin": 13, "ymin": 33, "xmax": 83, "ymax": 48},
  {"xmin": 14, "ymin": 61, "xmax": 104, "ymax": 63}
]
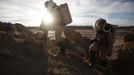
[
  {"xmin": 26, "ymin": 5, "xmax": 54, "ymax": 27},
  {"xmin": 43, "ymin": 11, "xmax": 54, "ymax": 26}
]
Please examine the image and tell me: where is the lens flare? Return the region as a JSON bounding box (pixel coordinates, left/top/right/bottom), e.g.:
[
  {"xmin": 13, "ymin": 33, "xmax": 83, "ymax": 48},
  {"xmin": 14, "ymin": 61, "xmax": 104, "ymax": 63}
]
[{"xmin": 43, "ymin": 11, "xmax": 54, "ymax": 26}]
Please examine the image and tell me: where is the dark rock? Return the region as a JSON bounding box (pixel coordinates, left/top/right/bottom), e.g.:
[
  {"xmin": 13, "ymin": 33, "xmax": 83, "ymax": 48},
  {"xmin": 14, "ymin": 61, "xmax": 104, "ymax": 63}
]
[
  {"xmin": 0, "ymin": 31, "xmax": 16, "ymax": 49},
  {"xmin": 113, "ymin": 34, "xmax": 134, "ymax": 75},
  {"xmin": 123, "ymin": 34, "xmax": 134, "ymax": 42},
  {"xmin": 0, "ymin": 22, "xmax": 48, "ymax": 75},
  {"xmin": 62, "ymin": 28, "xmax": 91, "ymax": 56},
  {"xmin": 0, "ymin": 22, "xmax": 15, "ymax": 32},
  {"xmin": 14, "ymin": 23, "xmax": 33, "ymax": 35}
]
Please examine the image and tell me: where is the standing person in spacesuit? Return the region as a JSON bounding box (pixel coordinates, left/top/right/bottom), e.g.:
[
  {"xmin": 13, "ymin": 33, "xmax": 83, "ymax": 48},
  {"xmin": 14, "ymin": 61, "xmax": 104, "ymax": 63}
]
[{"xmin": 40, "ymin": 0, "xmax": 65, "ymax": 42}]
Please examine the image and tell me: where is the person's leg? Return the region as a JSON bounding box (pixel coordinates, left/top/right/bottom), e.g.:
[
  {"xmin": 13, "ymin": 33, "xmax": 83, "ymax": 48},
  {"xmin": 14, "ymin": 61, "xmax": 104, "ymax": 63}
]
[
  {"xmin": 42, "ymin": 29, "xmax": 48, "ymax": 41},
  {"xmin": 55, "ymin": 26, "xmax": 64, "ymax": 42},
  {"xmin": 58, "ymin": 39, "xmax": 66, "ymax": 54},
  {"xmin": 90, "ymin": 51, "xmax": 97, "ymax": 66},
  {"xmin": 99, "ymin": 46, "xmax": 108, "ymax": 66}
]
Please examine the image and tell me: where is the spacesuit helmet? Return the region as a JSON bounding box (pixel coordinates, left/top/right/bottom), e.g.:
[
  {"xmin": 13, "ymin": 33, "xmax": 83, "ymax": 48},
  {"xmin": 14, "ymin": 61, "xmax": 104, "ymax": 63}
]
[{"xmin": 93, "ymin": 18, "xmax": 107, "ymax": 31}]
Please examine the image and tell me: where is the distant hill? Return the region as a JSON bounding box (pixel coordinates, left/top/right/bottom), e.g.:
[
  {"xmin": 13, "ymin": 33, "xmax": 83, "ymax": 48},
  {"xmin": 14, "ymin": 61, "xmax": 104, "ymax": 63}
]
[
  {"xmin": 118, "ymin": 26, "xmax": 134, "ymax": 30},
  {"xmin": 65, "ymin": 26, "xmax": 92, "ymax": 29},
  {"xmin": 27, "ymin": 24, "xmax": 119, "ymax": 30},
  {"xmin": 27, "ymin": 26, "xmax": 93, "ymax": 30}
]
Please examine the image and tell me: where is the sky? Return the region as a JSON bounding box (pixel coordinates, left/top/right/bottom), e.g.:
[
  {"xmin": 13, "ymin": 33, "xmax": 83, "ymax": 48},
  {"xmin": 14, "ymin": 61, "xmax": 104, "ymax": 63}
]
[{"xmin": 0, "ymin": 0, "xmax": 134, "ymax": 26}]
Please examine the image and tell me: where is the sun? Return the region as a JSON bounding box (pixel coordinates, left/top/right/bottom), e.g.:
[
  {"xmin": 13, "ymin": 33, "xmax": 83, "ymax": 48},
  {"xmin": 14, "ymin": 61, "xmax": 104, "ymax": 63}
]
[{"xmin": 43, "ymin": 10, "xmax": 54, "ymax": 26}]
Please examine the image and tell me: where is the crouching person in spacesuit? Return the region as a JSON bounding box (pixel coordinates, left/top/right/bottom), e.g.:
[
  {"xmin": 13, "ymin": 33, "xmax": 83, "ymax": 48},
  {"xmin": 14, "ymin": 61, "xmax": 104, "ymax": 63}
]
[{"xmin": 89, "ymin": 18, "xmax": 115, "ymax": 66}]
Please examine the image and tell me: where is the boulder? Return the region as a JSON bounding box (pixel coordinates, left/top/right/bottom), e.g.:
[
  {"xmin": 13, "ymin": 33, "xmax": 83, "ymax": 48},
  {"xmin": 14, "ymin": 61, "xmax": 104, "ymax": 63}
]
[
  {"xmin": 0, "ymin": 22, "xmax": 48, "ymax": 75},
  {"xmin": 114, "ymin": 34, "xmax": 134, "ymax": 75},
  {"xmin": 0, "ymin": 22, "xmax": 15, "ymax": 32},
  {"xmin": 62, "ymin": 28, "xmax": 91, "ymax": 56},
  {"xmin": 14, "ymin": 23, "xmax": 33, "ymax": 35}
]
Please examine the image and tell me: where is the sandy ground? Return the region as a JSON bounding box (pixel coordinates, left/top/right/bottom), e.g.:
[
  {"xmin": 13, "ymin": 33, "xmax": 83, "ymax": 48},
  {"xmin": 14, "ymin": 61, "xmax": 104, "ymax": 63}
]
[
  {"xmin": 34, "ymin": 27, "xmax": 133, "ymax": 75},
  {"xmin": 0, "ymin": 22, "xmax": 133, "ymax": 75}
]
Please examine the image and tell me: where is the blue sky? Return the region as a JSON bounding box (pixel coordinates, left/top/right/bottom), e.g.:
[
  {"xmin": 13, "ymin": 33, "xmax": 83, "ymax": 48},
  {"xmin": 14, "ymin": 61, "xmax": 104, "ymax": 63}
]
[{"xmin": 0, "ymin": 0, "xmax": 134, "ymax": 26}]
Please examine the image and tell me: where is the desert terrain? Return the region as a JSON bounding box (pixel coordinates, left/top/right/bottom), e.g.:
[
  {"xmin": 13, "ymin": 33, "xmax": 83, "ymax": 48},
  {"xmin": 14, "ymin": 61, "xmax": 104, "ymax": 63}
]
[{"xmin": 0, "ymin": 22, "xmax": 134, "ymax": 75}]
